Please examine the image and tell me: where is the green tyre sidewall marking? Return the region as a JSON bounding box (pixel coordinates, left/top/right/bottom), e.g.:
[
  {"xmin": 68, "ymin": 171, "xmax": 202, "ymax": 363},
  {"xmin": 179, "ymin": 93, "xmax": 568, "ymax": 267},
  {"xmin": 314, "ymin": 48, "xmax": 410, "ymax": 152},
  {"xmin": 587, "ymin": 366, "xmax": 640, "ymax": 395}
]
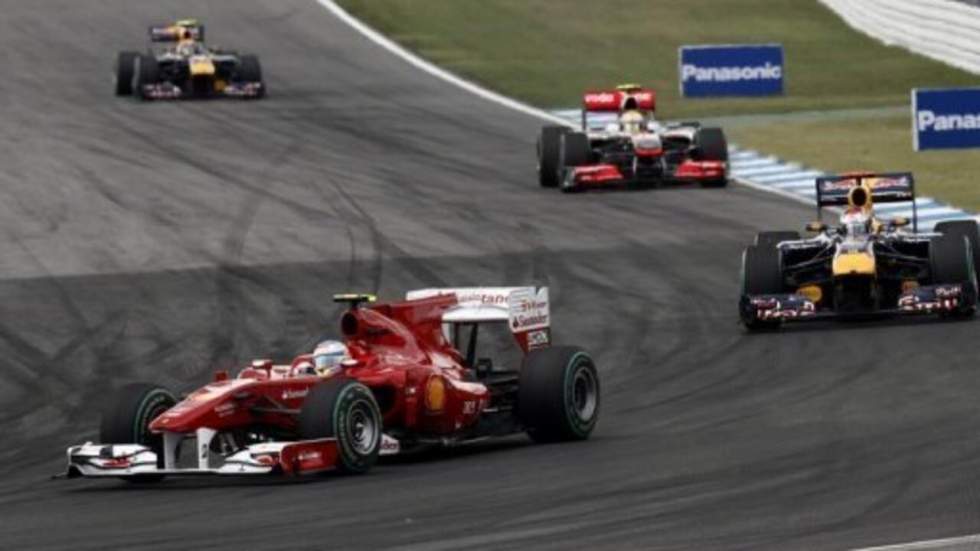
[
  {"xmin": 131, "ymin": 389, "xmax": 176, "ymax": 445},
  {"xmin": 332, "ymin": 383, "xmax": 381, "ymax": 473},
  {"xmin": 563, "ymin": 351, "xmax": 599, "ymax": 438}
]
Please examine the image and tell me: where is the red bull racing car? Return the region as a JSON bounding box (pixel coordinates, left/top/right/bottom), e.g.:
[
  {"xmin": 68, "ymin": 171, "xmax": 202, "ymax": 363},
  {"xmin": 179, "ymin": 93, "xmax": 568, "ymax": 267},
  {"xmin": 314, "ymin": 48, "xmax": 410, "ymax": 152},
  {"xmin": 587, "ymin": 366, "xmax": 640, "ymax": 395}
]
[
  {"xmin": 740, "ymin": 172, "xmax": 980, "ymax": 330},
  {"xmin": 537, "ymin": 84, "xmax": 729, "ymax": 192},
  {"xmin": 115, "ymin": 19, "xmax": 265, "ymax": 100},
  {"xmin": 58, "ymin": 288, "xmax": 600, "ymax": 481}
]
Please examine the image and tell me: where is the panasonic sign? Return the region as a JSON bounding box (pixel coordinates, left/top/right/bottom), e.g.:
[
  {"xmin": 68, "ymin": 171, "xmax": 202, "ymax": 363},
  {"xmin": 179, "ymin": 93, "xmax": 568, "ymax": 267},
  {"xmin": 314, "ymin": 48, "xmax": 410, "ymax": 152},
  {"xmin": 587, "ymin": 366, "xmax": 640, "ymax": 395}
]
[
  {"xmin": 679, "ymin": 44, "xmax": 784, "ymax": 98},
  {"xmin": 913, "ymin": 88, "xmax": 980, "ymax": 151}
]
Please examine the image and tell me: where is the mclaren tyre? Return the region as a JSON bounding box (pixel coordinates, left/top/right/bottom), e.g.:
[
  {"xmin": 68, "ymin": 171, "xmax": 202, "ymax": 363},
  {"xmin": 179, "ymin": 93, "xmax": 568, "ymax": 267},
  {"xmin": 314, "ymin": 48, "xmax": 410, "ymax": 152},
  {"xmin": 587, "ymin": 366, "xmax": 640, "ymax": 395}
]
[
  {"xmin": 695, "ymin": 127, "xmax": 729, "ymax": 188},
  {"xmin": 538, "ymin": 126, "xmax": 568, "ymax": 188},
  {"xmin": 558, "ymin": 132, "xmax": 591, "ymax": 193}
]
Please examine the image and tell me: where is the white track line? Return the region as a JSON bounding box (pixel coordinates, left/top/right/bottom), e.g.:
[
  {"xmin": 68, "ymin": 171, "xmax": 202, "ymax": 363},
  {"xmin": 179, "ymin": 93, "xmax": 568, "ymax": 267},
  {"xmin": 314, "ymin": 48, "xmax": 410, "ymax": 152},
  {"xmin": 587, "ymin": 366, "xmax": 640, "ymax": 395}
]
[
  {"xmin": 850, "ymin": 533, "xmax": 980, "ymax": 551},
  {"xmin": 315, "ymin": 0, "xmax": 571, "ymax": 127}
]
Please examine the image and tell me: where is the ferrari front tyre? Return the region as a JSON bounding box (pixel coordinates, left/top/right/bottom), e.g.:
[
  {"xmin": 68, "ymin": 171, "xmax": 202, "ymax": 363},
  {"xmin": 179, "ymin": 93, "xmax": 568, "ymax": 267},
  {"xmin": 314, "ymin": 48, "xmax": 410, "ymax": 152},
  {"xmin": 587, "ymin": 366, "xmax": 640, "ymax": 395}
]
[
  {"xmin": 754, "ymin": 231, "xmax": 800, "ymax": 249},
  {"xmin": 930, "ymin": 233, "xmax": 978, "ymax": 317},
  {"xmin": 740, "ymin": 245, "xmax": 784, "ymax": 330},
  {"xmin": 115, "ymin": 51, "xmax": 138, "ymax": 96},
  {"xmin": 518, "ymin": 346, "xmax": 600, "ymax": 443},
  {"xmin": 298, "ymin": 379, "xmax": 382, "ymax": 474},
  {"xmin": 695, "ymin": 127, "xmax": 729, "ymax": 188},
  {"xmin": 935, "ymin": 220, "xmax": 980, "ymax": 281},
  {"xmin": 538, "ymin": 126, "xmax": 568, "ymax": 188},
  {"xmin": 99, "ymin": 383, "xmax": 177, "ymax": 474}
]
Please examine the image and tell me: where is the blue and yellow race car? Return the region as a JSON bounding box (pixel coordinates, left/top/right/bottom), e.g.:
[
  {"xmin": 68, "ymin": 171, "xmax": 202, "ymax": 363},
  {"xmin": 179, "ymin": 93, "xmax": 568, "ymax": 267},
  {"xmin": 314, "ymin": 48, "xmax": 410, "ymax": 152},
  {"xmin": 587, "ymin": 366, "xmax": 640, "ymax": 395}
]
[{"xmin": 115, "ymin": 19, "xmax": 265, "ymax": 100}]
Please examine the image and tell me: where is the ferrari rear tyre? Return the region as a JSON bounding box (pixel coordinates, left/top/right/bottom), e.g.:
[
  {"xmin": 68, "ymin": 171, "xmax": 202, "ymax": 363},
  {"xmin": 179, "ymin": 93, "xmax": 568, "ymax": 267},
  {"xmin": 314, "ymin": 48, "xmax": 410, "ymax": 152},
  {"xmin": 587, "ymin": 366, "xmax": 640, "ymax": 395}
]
[
  {"xmin": 298, "ymin": 379, "xmax": 382, "ymax": 474},
  {"xmin": 755, "ymin": 231, "xmax": 800, "ymax": 248},
  {"xmin": 740, "ymin": 245, "xmax": 784, "ymax": 330},
  {"xmin": 115, "ymin": 51, "xmax": 138, "ymax": 96},
  {"xmin": 100, "ymin": 383, "xmax": 177, "ymax": 475},
  {"xmin": 518, "ymin": 346, "xmax": 600, "ymax": 443},
  {"xmin": 558, "ymin": 132, "xmax": 590, "ymax": 193},
  {"xmin": 538, "ymin": 126, "xmax": 568, "ymax": 188},
  {"xmin": 930, "ymin": 233, "xmax": 978, "ymax": 317},
  {"xmin": 935, "ymin": 220, "xmax": 980, "ymax": 281},
  {"xmin": 695, "ymin": 127, "xmax": 728, "ymax": 188}
]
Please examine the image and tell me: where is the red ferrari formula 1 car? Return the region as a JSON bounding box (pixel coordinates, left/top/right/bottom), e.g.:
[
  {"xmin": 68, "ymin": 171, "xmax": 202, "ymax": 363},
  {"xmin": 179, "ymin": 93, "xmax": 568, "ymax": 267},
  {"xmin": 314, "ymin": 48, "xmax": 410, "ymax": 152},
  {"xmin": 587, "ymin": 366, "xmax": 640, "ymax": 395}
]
[
  {"xmin": 537, "ymin": 84, "xmax": 729, "ymax": 192},
  {"xmin": 58, "ymin": 287, "xmax": 600, "ymax": 481}
]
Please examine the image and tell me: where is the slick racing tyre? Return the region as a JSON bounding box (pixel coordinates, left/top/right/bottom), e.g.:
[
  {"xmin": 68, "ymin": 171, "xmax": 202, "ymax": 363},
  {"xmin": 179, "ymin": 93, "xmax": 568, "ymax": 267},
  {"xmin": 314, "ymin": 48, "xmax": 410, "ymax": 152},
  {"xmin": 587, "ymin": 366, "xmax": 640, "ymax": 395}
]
[
  {"xmin": 518, "ymin": 346, "xmax": 600, "ymax": 442},
  {"xmin": 740, "ymin": 245, "xmax": 784, "ymax": 330},
  {"xmin": 235, "ymin": 54, "xmax": 265, "ymax": 98},
  {"xmin": 115, "ymin": 51, "xmax": 138, "ymax": 96},
  {"xmin": 100, "ymin": 383, "xmax": 177, "ymax": 476},
  {"xmin": 298, "ymin": 379, "xmax": 382, "ymax": 474},
  {"xmin": 558, "ymin": 132, "xmax": 590, "ymax": 193},
  {"xmin": 538, "ymin": 126, "xmax": 568, "ymax": 188},
  {"xmin": 694, "ymin": 127, "xmax": 728, "ymax": 188},
  {"xmin": 136, "ymin": 54, "xmax": 160, "ymax": 100},
  {"xmin": 935, "ymin": 220, "xmax": 980, "ymax": 281},
  {"xmin": 930, "ymin": 233, "xmax": 978, "ymax": 317},
  {"xmin": 754, "ymin": 231, "xmax": 800, "ymax": 249}
]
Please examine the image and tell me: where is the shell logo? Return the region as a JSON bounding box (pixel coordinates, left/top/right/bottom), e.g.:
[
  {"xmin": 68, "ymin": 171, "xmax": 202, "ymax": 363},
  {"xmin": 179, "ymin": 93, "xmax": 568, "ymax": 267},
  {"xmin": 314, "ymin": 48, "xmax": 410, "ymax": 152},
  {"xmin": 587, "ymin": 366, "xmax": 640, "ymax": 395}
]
[{"xmin": 424, "ymin": 376, "xmax": 446, "ymax": 412}]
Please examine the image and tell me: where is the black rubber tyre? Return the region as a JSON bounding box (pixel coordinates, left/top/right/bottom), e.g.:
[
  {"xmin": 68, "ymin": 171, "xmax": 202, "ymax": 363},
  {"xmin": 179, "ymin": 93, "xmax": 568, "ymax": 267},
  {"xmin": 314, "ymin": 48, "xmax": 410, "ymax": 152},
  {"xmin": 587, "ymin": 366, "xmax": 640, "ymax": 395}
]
[
  {"xmin": 537, "ymin": 126, "xmax": 568, "ymax": 188},
  {"xmin": 935, "ymin": 220, "xmax": 980, "ymax": 281},
  {"xmin": 694, "ymin": 127, "xmax": 729, "ymax": 188},
  {"xmin": 930, "ymin": 234, "xmax": 978, "ymax": 317},
  {"xmin": 558, "ymin": 132, "xmax": 591, "ymax": 193},
  {"xmin": 518, "ymin": 346, "xmax": 600, "ymax": 443},
  {"xmin": 115, "ymin": 51, "xmax": 138, "ymax": 96},
  {"xmin": 235, "ymin": 54, "xmax": 265, "ymax": 97},
  {"xmin": 755, "ymin": 231, "xmax": 800, "ymax": 248},
  {"xmin": 136, "ymin": 54, "xmax": 160, "ymax": 100},
  {"xmin": 740, "ymin": 245, "xmax": 784, "ymax": 330},
  {"xmin": 298, "ymin": 378, "xmax": 382, "ymax": 474},
  {"xmin": 99, "ymin": 383, "xmax": 177, "ymax": 474}
]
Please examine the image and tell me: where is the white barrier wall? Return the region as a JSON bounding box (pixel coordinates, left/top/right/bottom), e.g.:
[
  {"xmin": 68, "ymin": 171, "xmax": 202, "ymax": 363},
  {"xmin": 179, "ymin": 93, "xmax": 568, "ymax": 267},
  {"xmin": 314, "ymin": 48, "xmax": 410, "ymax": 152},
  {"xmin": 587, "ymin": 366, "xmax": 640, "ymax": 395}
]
[{"xmin": 819, "ymin": 0, "xmax": 980, "ymax": 74}]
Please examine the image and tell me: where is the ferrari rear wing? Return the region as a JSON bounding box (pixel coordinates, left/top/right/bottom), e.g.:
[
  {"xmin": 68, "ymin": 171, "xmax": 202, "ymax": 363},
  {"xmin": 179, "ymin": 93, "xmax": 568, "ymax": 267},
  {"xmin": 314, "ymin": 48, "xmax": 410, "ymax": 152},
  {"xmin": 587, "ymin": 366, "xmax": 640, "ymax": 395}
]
[
  {"xmin": 406, "ymin": 287, "xmax": 551, "ymax": 352},
  {"xmin": 815, "ymin": 172, "xmax": 917, "ymax": 231}
]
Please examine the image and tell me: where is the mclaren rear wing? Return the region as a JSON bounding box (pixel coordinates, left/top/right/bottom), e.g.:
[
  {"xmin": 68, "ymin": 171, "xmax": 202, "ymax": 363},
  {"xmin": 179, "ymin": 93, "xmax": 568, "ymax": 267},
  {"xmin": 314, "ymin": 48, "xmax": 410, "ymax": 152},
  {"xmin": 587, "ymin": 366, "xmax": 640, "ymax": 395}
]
[
  {"xmin": 815, "ymin": 172, "xmax": 917, "ymax": 231},
  {"xmin": 580, "ymin": 85, "xmax": 656, "ymax": 130},
  {"xmin": 405, "ymin": 287, "xmax": 550, "ymax": 353}
]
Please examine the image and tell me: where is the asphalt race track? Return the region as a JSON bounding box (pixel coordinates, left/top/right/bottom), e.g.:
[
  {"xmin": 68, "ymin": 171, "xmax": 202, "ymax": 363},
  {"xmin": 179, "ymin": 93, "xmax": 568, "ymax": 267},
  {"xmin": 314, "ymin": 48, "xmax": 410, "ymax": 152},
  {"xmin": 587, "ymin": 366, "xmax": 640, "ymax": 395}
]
[{"xmin": 2, "ymin": 2, "xmax": 980, "ymax": 550}]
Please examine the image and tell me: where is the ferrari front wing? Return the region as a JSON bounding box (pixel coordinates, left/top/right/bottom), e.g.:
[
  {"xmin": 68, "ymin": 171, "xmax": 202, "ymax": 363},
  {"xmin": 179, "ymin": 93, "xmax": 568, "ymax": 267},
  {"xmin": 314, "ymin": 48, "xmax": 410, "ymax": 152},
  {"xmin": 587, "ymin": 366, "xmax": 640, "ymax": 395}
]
[{"xmin": 58, "ymin": 438, "xmax": 340, "ymax": 479}]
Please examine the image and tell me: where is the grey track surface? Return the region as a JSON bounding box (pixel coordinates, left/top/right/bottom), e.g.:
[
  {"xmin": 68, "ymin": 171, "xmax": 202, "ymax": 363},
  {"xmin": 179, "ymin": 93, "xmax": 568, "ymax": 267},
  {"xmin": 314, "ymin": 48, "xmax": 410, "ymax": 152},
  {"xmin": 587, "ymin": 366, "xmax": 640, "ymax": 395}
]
[{"xmin": 2, "ymin": 2, "xmax": 979, "ymax": 550}]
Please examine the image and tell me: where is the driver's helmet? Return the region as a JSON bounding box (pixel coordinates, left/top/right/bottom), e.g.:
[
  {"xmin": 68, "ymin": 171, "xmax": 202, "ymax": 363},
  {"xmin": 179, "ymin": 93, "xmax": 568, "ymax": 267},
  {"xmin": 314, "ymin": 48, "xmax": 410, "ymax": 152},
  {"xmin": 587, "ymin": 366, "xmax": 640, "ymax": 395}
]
[
  {"xmin": 841, "ymin": 209, "xmax": 872, "ymax": 238},
  {"xmin": 619, "ymin": 110, "xmax": 646, "ymax": 135},
  {"xmin": 312, "ymin": 340, "xmax": 350, "ymax": 375}
]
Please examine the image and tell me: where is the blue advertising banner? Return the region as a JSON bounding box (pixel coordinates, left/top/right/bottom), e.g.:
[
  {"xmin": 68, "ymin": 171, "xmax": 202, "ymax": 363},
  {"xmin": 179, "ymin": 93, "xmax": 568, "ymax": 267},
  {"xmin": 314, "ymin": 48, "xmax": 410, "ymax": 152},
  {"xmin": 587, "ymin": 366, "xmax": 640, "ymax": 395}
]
[
  {"xmin": 913, "ymin": 88, "xmax": 980, "ymax": 151},
  {"xmin": 679, "ymin": 44, "xmax": 784, "ymax": 98}
]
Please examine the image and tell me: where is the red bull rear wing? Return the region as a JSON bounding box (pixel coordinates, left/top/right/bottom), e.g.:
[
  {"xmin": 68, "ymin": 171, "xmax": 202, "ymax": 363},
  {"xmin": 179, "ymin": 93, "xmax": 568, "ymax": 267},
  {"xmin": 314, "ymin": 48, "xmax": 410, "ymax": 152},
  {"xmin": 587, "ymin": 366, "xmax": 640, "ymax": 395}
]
[
  {"xmin": 815, "ymin": 172, "xmax": 917, "ymax": 229},
  {"xmin": 149, "ymin": 20, "xmax": 205, "ymax": 42}
]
